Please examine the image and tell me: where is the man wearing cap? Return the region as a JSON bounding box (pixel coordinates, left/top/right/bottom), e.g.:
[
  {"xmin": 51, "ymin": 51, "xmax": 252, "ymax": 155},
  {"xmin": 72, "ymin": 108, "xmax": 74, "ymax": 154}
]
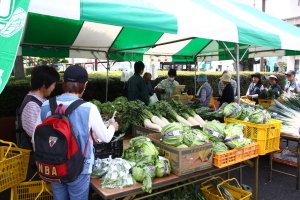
[
  {"xmin": 284, "ymin": 70, "xmax": 300, "ymax": 94},
  {"xmin": 127, "ymin": 61, "xmax": 150, "ymax": 104},
  {"xmin": 265, "ymin": 75, "xmax": 282, "ymax": 95},
  {"xmin": 246, "ymin": 73, "xmax": 264, "ymax": 99},
  {"xmin": 34, "ymin": 64, "xmax": 118, "ymax": 200},
  {"xmin": 217, "ymin": 73, "xmax": 234, "ymax": 105},
  {"xmin": 218, "ymin": 70, "xmax": 237, "ymax": 97},
  {"xmin": 193, "ymin": 74, "xmax": 213, "ymax": 107}
]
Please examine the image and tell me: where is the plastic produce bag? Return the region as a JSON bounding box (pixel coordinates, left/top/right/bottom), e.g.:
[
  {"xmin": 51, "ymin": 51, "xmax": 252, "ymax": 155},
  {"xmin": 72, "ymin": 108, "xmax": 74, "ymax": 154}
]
[{"xmin": 101, "ymin": 158, "xmax": 136, "ymax": 189}]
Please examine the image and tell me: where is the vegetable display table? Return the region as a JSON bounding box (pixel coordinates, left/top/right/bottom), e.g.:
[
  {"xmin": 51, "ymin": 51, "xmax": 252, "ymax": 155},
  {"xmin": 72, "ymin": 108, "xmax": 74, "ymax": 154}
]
[
  {"xmin": 269, "ymin": 133, "xmax": 300, "ymax": 190},
  {"xmin": 90, "ymin": 157, "xmax": 259, "ymax": 200}
]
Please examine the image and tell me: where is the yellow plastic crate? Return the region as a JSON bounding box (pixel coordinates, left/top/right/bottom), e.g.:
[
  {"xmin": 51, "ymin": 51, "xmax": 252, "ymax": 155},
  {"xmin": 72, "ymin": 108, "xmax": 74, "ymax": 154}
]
[
  {"xmin": 224, "ymin": 118, "xmax": 282, "ymax": 155},
  {"xmin": 0, "ymin": 140, "xmax": 31, "ymax": 193},
  {"xmin": 200, "ymin": 177, "xmax": 251, "ymax": 200},
  {"xmin": 10, "ymin": 179, "xmax": 53, "ymax": 200},
  {"xmin": 258, "ymin": 99, "xmax": 284, "ymax": 109}
]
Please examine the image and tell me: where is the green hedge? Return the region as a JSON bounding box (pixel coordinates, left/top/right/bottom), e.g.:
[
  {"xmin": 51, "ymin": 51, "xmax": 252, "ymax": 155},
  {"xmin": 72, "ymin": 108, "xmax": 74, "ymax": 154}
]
[{"xmin": 0, "ymin": 73, "xmax": 285, "ymax": 117}]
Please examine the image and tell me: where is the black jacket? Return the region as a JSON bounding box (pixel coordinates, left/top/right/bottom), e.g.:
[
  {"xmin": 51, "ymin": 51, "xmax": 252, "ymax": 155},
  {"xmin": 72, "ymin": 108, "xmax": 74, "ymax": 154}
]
[
  {"xmin": 218, "ymin": 83, "xmax": 234, "ymax": 104},
  {"xmin": 127, "ymin": 74, "xmax": 150, "ymax": 105}
]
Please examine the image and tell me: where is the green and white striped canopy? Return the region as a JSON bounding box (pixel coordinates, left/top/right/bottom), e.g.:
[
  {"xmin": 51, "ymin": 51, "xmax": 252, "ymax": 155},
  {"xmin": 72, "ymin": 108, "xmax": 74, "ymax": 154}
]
[
  {"xmin": 1, "ymin": 0, "xmax": 300, "ymax": 93},
  {"xmin": 23, "ymin": 0, "xmax": 300, "ymax": 62}
]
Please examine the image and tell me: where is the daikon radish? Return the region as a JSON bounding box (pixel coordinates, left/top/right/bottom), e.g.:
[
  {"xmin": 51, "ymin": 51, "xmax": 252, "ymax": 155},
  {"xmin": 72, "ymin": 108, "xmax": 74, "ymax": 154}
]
[
  {"xmin": 175, "ymin": 115, "xmax": 193, "ymax": 126},
  {"xmin": 187, "ymin": 117, "xmax": 200, "ymax": 126},
  {"xmin": 160, "ymin": 117, "xmax": 170, "ymax": 125},
  {"xmin": 151, "ymin": 116, "xmax": 166, "ymax": 128},
  {"xmin": 193, "ymin": 114, "xmax": 206, "ymax": 126},
  {"xmin": 185, "ymin": 108, "xmax": 206, "ymax": 126},
  {"xmin": 144, "ymin": 119, "xmax": 162, "ymax": 131}
]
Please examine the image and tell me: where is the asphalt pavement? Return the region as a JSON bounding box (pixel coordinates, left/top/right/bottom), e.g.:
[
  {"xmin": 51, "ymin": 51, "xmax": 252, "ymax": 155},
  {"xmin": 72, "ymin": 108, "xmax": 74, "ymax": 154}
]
[{"xmin": 1, "ymin": 141, "xmax": 300, "ymax": 200}]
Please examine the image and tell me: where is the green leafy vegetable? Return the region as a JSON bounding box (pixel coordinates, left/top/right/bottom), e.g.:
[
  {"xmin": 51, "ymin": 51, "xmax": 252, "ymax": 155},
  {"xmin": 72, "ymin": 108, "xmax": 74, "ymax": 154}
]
[
  {"xmin": 213, "ymin": 142, "xmax": 229, "ymax": 155},
  {"xmin": 223, "ymin": 103, "xmax": 243, "ymax": 119},
  {"xmin": 132, "ymin": 166, "xmax": 156, "ymax": 193},
  {"xmin": 224, "ymin": 122, "xmax": 252, "ymax": 149},
  {"xmin": 248, "ymin": 109, "xmax": 271, "ymax": 124},
  {"xmin": 176, "ymin": 144, "xmax": 189, "ymax": 148},
  {"xmin": 203, "ymin": 120, "xmax": 226, "ymax": 142},
  {"xmin": 183, "ymin": 130, "xmax": 208, "ymax": 147},
  {"xmin": 155, "ymin": 156, "xmax": 171, "ymax": 177},
  {"xmin": 161, "ymin": 123, "xmax": 184, "ymax": 147}
]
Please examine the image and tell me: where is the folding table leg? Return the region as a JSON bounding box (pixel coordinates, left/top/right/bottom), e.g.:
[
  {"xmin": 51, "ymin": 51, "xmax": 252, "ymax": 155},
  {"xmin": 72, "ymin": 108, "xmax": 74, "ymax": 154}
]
[
  {"xmin": 269, "ymin": 152, "xmax": 273, "ymax": 182},
  {"xmin": 297, "ymin": 141, "xmax": 300, "ymax": 190}
]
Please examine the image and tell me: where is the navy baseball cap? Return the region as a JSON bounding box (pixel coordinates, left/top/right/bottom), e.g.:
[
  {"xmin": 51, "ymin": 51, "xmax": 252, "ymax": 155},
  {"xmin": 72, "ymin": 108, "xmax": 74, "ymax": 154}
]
[
  {"xmin": 64, "ymin": 65, "xmax": 88, "ymax": 83},
  {"xmin": 285, "ymin": 70, "xmax": 296, "ymax": 76}
]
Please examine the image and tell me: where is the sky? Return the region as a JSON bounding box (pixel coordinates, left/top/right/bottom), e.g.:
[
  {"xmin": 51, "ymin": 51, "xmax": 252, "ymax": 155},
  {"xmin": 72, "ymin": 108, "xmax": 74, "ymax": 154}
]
[{"xmin": 232, "ymin": 0, "xmax": 292, "ymax": 19}]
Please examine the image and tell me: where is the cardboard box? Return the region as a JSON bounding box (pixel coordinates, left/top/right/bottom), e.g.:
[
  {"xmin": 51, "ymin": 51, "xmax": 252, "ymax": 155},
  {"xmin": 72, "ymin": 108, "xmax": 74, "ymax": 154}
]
[
  {"xmin": 132, "ymin": 125, "xmax": 159, "ymax": 137},
  {"xmin": 101, "ymin": 113, "xmax": 122, "ymax": 124},
  {"xmin": 147, "ymin": 133, "xmax": 213, "ymax": 175},
  {"xmin": 173, "ymin": 85, "xmax": 186, "ymax": 95}
]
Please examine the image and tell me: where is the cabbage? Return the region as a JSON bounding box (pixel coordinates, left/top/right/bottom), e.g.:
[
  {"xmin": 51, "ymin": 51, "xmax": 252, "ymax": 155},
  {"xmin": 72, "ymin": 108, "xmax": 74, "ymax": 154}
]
[
  {"xmin": 132, "ymin": 166, "xmax": 156, "ymax": 193},
  {"xmin": 224, "ymin": 103, "xmax": 243, "ymax": 119},
  {"xmin": 203, "ymin": 120, "xmax": 226, "ymax": 142},
  {"xmin": 183, "ymin": 130, "xmax": 208, "ymax": 147},
  {"xmin": 135, "ymin": 151, "xmax": 156, "ymax": 166},
  {"xmin": 224, "ymin": 122, "xmax": 252, "ymax": 149},
  {"xmin": 176, "ymin": 144, "xmax": 189, "ymax": 148},
  {"xmin": 139, "ymin": 142, "xmax": 159, "ymax": 157},
  {"xmin": 129, "ymin": 136, "xmax": 151, "ymax": 149},
  {"xmin": 213, "ymin": 142, "xmax": 228, "ymax": 155},
  {"xmin": 248, "ymin": 109, "xmax": 271, "ymax": 124},
  {"xmin": 122, "ymin": 147, "xmax": 136, "ymax": 162},
  {"xmin": 238, "ymin": 106, "xmax": 254, "ymax": 121},
  {"xmin": 219, "ymin": 102, "xmax": 228, "ymax": 110},
  {"xmin": 161, "ymin": 123, "xmax": 184, "ymax": 147},
  {"xmin": 155, "ymin": 156, "xmax": 171, "ymax": 177}
]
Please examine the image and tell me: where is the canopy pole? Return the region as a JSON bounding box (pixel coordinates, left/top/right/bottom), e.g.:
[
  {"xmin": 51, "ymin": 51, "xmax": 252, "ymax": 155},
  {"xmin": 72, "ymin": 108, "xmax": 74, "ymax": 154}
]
[
  {"xmin": 194, "ymin": 61, "xmax": 198, "ymax": 96},
  {"xmin": 106, "ymin": 59, "xmax": 109, "ymax": 102},
  {"xmin": 220, "ymin": 41, "xmax": 236, "ymax": 63},
  {"xmin": 194, "ymin": 57, "xmax": 205, "ymax": 96},
  {"xmin": 235, "ymin": 44, "xmax": 241, "ymax": 104}
]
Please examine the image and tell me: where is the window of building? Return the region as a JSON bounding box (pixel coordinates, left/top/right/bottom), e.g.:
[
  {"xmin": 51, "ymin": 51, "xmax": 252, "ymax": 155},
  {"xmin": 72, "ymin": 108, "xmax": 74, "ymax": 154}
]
[{"xmin": 295, "ymin": 60, "xmax": 300, "ymax": 71}]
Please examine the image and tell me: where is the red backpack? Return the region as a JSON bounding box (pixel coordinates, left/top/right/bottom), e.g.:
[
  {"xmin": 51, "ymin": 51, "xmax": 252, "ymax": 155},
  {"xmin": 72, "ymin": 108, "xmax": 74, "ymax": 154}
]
[{"xmin": 34, "ymin": 97, "xmax": 88, "ymax": 183}]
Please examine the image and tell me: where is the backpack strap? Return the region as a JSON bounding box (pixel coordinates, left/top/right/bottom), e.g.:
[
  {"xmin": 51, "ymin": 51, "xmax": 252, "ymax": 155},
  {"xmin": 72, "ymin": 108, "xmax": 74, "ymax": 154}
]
[
  {"xmin": 65, "ymin": 99, "xmax": 86, "ymax": 115},
  {"xmin": 49, "ymin": 97, "xmax": 57, "ymax": 115}
]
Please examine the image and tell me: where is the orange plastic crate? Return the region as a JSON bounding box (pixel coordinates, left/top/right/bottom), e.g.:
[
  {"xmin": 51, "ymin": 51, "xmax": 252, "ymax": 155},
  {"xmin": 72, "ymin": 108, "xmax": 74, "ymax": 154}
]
[
  {"xmin": 213, "ymin": 143, "xmax": 259, "ymax": 168},
  {"xmin": 224, "ymin": 118, "xmax": 282, "ymax": 155}
]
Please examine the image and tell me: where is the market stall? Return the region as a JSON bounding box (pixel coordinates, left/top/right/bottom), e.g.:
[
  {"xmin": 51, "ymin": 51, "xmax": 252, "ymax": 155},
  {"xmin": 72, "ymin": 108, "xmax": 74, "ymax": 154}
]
[
  {"xmin": 1, "ymin": 0, "xmax": 300, "ymax": 199},
  {"xmin": 90, "ymin": 161, "xmax": 259, "ymax": 200}
]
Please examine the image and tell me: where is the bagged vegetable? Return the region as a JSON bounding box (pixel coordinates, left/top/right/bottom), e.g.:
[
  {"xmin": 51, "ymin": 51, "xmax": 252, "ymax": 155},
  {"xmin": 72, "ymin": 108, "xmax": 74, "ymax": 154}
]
[
  {"xmin": 91, "ymin": 157, "xmax": 111, "ymax": 177},
  {"xmin": 224, "ymin": 103, "xmax": 243, "ymax": 119},
  {"xmin": 132, "ymin": 165, "xmax": 156, "ymax": 193},
  {"xmin": 161, "ymin": 123, "xmax": 184, "ymax": 147},
  {"xmin": 213, "ymin": 142, "xmax": 228, "ymax": 155},
  {"xmin": 224, "ymin": 122, "xmax": 252, "ymax": 149},
  {"xmin": 203, "ymin": 120, "xmax": 226, "ymax": 142},
  {"xmin": 248, "ymin": 109, "xmax": 271, "ymax": 124},
  {"xmin": 101, "ymin": 158, "xmax": 136, "ymax": 189},
  {"xmin": 155, "ymin": 156, "xmax": 171, "ymax": 177}
]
